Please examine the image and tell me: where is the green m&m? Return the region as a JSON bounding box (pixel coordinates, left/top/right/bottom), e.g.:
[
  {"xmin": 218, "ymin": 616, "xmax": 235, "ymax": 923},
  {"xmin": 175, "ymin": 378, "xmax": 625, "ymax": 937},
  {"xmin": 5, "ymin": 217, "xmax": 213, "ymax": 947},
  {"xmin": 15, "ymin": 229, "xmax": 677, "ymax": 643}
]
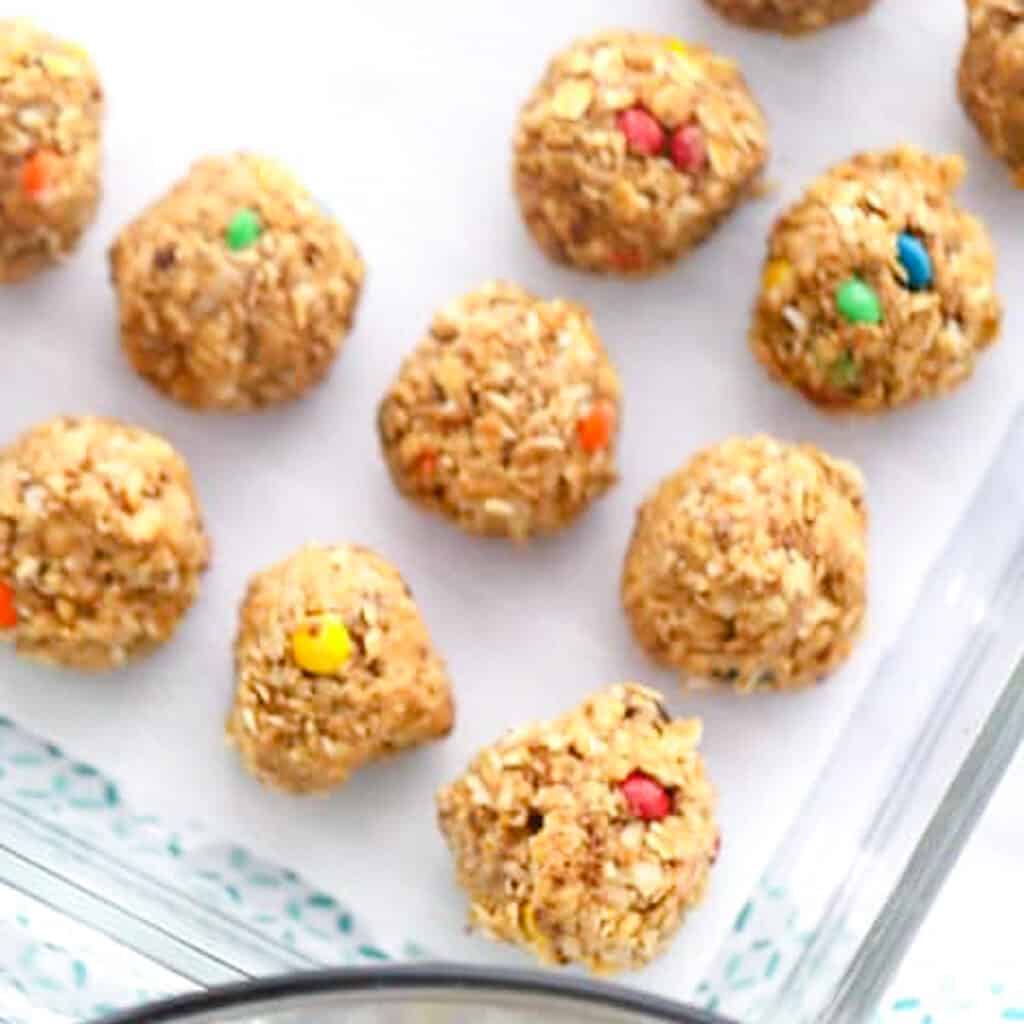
[
  {"xmin": 828, "ymin": 351, "xmax": 861, "ymax": 390},
  {"xmin": 836, "ymin": 277, "xmax": 882, "ymax": 325},
  {"xmin": 226, "ymin": 208, "xmax": 262, "ymax": 251}
]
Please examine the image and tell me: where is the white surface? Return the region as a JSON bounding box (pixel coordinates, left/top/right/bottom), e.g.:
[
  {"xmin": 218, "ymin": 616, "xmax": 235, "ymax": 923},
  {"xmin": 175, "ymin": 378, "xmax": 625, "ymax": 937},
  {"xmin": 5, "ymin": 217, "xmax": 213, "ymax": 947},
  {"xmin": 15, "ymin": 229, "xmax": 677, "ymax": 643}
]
[{"xmin": 0, "ymin": 0, "xmax": 1020, "ymax": 1003}]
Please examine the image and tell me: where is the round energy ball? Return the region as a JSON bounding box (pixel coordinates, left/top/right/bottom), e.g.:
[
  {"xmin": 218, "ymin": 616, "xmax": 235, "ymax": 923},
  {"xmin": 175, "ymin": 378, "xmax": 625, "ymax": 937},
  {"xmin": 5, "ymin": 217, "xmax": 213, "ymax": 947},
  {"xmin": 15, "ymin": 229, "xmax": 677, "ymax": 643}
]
[
  {"xmin": 704, "ymin": 0, "xmax": 876, "ymax": 33},
  {"xmin": 378, "ymin": 281, "xmax": 621, "ymax": 540},
  {"xmin": 437, "ymin": 684, "xmax": 719, "ymax": 973},
  {"xmin": 750, "ymin": 147, "xmax": 1002, "ymax": 413},
  {"xmin": 227, "ymin": 544, "xmax": 454, "ymax": 794},
  {"xmin": 0, "ymin": 416, "xmax": 209, "ymax": 670},
  {"xmin": 0, "ymin": 20, "xmax": 103, "ymax": 282},
  {"xmin": 513, "ymin": 31, "xmax": 768, "ymax": 276},
  {"xmin": 959, "ymin": 0, "xmax": 1024, "ymax": 185},
  {"xmin": 622, "ymin": 436, "xmax": 867, "ymax": 692},
  {"xmin": 110, "ymin": 153, "xmax": 364, "ymax": 411}
]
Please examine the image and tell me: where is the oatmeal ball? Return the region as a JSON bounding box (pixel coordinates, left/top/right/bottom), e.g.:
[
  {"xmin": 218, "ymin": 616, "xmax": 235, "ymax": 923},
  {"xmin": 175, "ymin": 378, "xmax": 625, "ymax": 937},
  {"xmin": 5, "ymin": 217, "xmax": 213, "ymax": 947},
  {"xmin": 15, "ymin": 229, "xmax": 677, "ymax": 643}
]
[
  {"xmin": 437, "ymin": 684, "xmax": 719, "ymax": 973},
  {"xmin": 622, "ymin": 436, "xmax": 867, "ymax": 692},
  {"xmin": 513, "ymin": 31, "xmax": 768, "ymax": 276},
  {"xmin": 110, "ymin": 153, "xmax": 364, "ymax": 411},
  {"xmin": 704, "ymin": 0, "xmax": 876, "ymax": 33},
  {"xmin": 0, "ymin": 20, "xmax": 103, "ymax": 282},
  {"xmin": 750, "ymin": 147, "xmax": 1001, "ymax": 413},
  {"xmin": 227, "ymin": 544, "xmax": 454, "ymax": 794},
  {"xmin": 0, "ymin": 416, "xmax": 209, "ymax": 670},
  {"xmin": 960, "ymin": 0, "xmax": 1024, "ymax": 185},
  {"xmin": 377, "ymin": 281, "xmax": 621, "ymax": 540}
]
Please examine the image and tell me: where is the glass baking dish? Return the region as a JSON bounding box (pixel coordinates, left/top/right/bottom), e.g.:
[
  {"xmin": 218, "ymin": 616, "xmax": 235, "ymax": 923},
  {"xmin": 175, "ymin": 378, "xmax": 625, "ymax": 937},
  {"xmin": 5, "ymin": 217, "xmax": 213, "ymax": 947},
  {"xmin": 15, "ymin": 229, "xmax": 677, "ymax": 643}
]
[
  {"xmin": 2, "ymin": 3, "xmax": 1024, "ymax": 1023},
  {"xmin": 2, "ymin": 404, "xmax": 1022, "ymax": 1023}
]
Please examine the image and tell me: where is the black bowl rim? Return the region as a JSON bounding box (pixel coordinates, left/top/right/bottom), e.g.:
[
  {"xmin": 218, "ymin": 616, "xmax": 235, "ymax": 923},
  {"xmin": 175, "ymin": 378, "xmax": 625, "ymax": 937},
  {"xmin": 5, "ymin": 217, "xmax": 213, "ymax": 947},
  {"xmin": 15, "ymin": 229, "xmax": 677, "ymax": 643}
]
[{"xmin": 96, "ymin": 963, "xmax": 736, "ymax": 1024}]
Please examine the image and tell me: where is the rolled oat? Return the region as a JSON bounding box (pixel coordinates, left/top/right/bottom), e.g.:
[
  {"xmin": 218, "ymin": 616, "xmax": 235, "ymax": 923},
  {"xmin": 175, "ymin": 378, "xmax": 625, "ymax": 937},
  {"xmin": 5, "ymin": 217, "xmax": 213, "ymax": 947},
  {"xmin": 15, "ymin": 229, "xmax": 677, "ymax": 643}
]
[
  {"xmin": 512, "ymin": 30, "xmax": 768, "ymax": 276},
  {"xmin": 110, "ymin": 153, "xmax": 364, "ymax": 411},
  {"xmin": 227, "ymin": 544, "xmax": 454, "ymax": 794},
  {"xmin": 0, "ymin": 20, "xmax": 103, "ymax": 282},
  {"xmin": 705, "ymin": 0, "xmax": 877, "ymax": 34},
  {"xmin": 0, "ymin": 416, "xmax": 209, "ymax": 670},
  {"xmin": 436, "ymin": 684, "xmax": 718, "ymax": 973},
  {"xmin": 377, "ymin": 281, "xmax": 621, "ymax": 541},
  {"xmin": 750, "ymin": 146, "xmax": 1001, "ymax": 413},
  {"xmin": 621, "ymin": 435, "xmax": 867, "ymax": 692},
  {"xmin": 959, "ymin": 0, "xmax": 1024, "ymax": 185}
]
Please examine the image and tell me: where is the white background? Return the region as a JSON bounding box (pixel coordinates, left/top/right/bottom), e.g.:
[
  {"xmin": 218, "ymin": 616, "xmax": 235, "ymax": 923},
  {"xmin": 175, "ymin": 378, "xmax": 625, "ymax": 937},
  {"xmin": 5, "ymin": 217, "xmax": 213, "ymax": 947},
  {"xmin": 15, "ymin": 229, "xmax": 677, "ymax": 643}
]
[{"xmin": 0, "ymin": 0, "xmax": 1019, "ymax": 1002}]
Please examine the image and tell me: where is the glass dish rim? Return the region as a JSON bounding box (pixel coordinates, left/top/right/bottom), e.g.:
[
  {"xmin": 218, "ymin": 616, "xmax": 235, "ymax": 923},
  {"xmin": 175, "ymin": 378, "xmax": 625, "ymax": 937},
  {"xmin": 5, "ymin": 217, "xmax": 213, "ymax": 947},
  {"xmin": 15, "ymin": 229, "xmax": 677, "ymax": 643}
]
[{"xmin": 94, "ymin": 964, "xmax": 735, "ymax": 1024}]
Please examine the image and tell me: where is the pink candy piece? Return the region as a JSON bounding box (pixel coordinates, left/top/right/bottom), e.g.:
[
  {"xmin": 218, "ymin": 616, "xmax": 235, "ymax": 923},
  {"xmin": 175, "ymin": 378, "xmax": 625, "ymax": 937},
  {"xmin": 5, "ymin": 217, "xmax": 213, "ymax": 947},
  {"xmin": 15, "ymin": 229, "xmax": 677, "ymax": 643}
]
[
  {"xmin": 670, "ymin": 123, "xmax": 707, "ymax": 173},
  {"xmin": 621, "ymin": 771, "xmax": 672, "ymax": 821},
  {"xmin": 617, "ymin": 107, "xmax": 665, "ymax": 156}
]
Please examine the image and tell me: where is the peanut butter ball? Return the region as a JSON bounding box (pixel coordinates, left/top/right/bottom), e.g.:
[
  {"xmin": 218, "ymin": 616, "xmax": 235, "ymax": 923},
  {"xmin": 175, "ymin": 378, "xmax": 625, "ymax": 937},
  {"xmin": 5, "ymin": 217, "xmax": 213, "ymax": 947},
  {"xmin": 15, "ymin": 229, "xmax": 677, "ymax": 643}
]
[{"xmin": 0, "ymin": 416, "xmax": 209, "ymax": 670}]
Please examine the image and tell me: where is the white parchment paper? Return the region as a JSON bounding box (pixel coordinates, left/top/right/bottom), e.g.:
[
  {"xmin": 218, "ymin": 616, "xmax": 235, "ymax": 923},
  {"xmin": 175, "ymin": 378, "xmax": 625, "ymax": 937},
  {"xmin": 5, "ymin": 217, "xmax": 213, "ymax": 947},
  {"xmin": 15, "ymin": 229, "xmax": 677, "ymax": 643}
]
[{"xmin": 1, "ymin": 0, "xmax": 1019, "ymax": 1001}]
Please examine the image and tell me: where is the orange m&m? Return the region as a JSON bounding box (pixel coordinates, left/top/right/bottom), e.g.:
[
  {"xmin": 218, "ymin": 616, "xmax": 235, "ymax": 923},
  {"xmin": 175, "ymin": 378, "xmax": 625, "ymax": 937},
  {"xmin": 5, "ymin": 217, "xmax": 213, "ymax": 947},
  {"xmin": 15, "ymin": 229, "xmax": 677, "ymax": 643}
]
[
  {"xmin": 21, "ymin": 149, "xmax": 60, "ymax": 197},
  {"xmin": 577, "ymin": 403, "xmax": 616, "ymax": 454},
  {"xmin": 0, "ymin": 582, "xmax": 17, "ymax": 629}
]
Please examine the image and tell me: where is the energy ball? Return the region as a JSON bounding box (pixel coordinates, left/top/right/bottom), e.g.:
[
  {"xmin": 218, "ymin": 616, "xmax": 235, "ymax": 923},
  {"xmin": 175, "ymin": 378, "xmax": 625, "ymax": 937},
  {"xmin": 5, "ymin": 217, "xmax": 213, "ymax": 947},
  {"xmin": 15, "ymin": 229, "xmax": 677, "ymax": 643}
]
[
  {"xmin": 750, "ymin": 147, "xmax": 1001, "ymax": 413},
  {"xmin": 0, "ymin": 20, "xmax": 103, "ymax": 282},
  {"xmin": 227, "ymin": 544, "xmax": 454, "ymax": 794},
  {"xmin": 622, "ymin": 436, "xmax": 866, "ymax": 692},
  {"xmin": 437, "ymin": 684, "xmax": 719, "ymax": 973},
  {"xmin": 513, "ymin": 31, "xmax": 768, "ymax": 276},
  {"xmin": 0, "ymin": 416, "xmax": 209, "ymax": 670},
  {"xmin": 110, "ymin": 153, "xmax": 364, "ymax": 411},
  {"xmin": 378, "ymin": 281, "xmax": 621, "ymax": 540},
  {"xmin": 704, "ymin": 0, "xmax": 876, "ymax": 34},
  {"xmin": 960, "ymin": 0, "xmax": 1024, "ymax": 185}
]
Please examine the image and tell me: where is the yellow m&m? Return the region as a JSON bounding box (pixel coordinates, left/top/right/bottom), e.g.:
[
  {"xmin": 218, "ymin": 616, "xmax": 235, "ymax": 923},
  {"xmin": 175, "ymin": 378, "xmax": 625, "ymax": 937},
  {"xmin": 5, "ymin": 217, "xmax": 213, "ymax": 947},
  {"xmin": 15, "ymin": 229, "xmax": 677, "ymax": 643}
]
[
  {"xmin": 762, "ymin": 258, "xmax": 795, "ymax": 294},
  {"xmin": 666, "ymin": 37, "xmax": 704, "ymax": 74},
  {"xmin": 292, "ymin": 614, "xmax": 352, "ymax": 675}
]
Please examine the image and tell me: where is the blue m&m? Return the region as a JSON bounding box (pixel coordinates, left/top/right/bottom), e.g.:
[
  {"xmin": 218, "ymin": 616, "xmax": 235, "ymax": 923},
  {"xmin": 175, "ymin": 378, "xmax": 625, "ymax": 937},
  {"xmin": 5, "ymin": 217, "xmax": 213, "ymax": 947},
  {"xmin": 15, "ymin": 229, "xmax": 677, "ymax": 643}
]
[{"xmin": 897, "ymin": 232, "xmax": 932, "ymax": 291}]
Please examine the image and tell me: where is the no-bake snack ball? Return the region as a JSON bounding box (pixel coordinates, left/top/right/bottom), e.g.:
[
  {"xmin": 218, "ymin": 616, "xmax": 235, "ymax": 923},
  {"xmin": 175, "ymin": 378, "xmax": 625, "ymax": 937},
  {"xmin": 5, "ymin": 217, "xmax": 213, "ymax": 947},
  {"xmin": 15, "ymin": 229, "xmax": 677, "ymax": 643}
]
[
  {"xmin": 378, "ymin": 282, "xmax": 621, "ymax": 540},
  {"xmin": 960, "ymin": 0, "xmax": 1024, "ymax": 185},
  {"xmin": 0, "ymin": 416, "xmax": 209, "ymax": 670},
  {"xmin": 0, "ymin": 20, "xmax": 103, "ymax": 282},
  {"xmin": 228, "ymin": 544, "xmax": 454, "ymax": 794},
  {"xmin": 704, "ymin": 0, "xmax": 876, "ymax": 34},
  {"xmin": 437, "ymin": 684, "xmax": 719, "ymax": 973},
  {"xmin": 513, "ymin": 31, "xmax": 768, "ymax": 276},
  {"xmin": 622, "ymin": 436, "xmax": 866, "ymax": 692},
  {"xmin": 110, "ymin": 153, "xmax": 364, "ymax": 411},
  {"xmin": 750, "ymin": 147, "xmax": 1001, "ymax": 413}
]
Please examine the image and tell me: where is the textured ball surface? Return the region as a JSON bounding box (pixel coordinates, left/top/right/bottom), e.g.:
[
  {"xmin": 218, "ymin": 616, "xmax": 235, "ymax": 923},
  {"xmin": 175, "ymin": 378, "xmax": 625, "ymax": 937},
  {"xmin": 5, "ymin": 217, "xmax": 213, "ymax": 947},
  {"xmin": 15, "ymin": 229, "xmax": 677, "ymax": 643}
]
[
  {"xmin": 110, "ymin": 153, "xmax": 364, "ymax": 411},
  {"xmin": 704, "ymin": 0, "xmax": 877, "ymax": 33},
  {"xmin": 513, "ymin": 31, "xmax": 768, "ymax": 276},
  {"xmin": 378, "ymin": 281, "xmax": 621, "ymax": 540},
  {"xmin": 228, "ymin": 544, "xmax": 454, "ymax": 794},
  {"xmin": 0, "ymin": 416, "xmax": 209, "ymax": 670},
  {"xmin": 437, "ymin": 684, "xmax": 719, "ymax": 973},
  {"xmin": 959, "ymin": 0, "xmax": 1024, "ymax": 185},
  {"xmin": 750, "ymin": 147, "xmax": 1001, "ymax": 413},
  {"xmin": 622, "ymin": 436, "xmax": 867, "ymax": 691},
  {"xmin": 0, "ymin": 20, "xmax": 103, "ymax": 282}
]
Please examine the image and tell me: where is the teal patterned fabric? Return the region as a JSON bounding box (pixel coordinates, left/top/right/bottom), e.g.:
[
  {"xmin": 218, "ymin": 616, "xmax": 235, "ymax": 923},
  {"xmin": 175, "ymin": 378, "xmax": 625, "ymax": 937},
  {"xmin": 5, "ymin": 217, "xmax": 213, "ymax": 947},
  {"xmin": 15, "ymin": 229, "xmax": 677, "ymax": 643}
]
[
  {"xmin": 697, "ymin": 879, "xmax": 840, "ymax": 1021},
  {"xmin": 0, "ymin": 716, "xmax": 387, "ymax": 1022},
  {"xmin": 0, "ymin": 882, "xmax": 186, "ymax": 1020}
]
